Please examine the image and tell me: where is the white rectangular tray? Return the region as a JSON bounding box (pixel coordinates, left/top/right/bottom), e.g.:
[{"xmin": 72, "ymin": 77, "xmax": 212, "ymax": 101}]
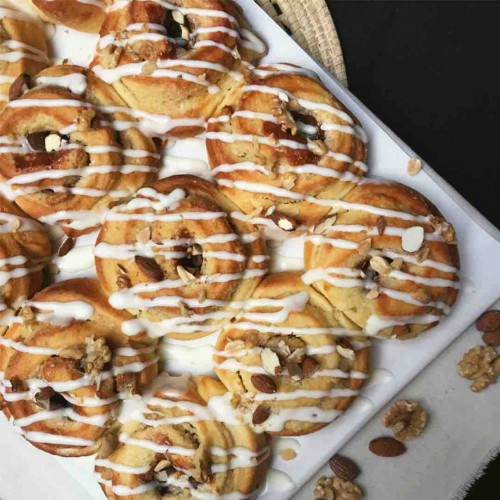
[{"xmin": 1, "ymin": 0, "xmax": 500, "ymax": 499}]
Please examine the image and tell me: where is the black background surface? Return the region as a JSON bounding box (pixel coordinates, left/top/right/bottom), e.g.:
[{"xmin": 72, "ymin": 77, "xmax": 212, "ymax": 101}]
[{"xmin": 323, "ymin": 1, "xmax": 499, "ymax": 498}]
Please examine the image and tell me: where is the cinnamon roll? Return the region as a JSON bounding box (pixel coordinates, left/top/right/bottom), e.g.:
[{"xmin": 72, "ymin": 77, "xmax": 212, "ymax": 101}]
[
  {"xmin": 303, "ymin": 180, "xmax": 460, "ymax": 339},
  {"xmin": 0, "ymin": 278, "xmax": 158, "ymax": 456},
  {"xmin": 91, "ymin": 0, "xmax": 266, "ymax": 138},
  {"xmin": 214, "ymin": 272, "xmax": 370, "ymax": 436},
  {"xmin": 95, "ymin": 175, "xmax": 267, "ymax": 340},
  {"xmin": 19, "ymin": 0, "xmax": 110, "ymax": 33},
  {"xmin": 95, "ymin": 374, "xmax": 269, "ymax": 499},
  {"xmin": 206, "ymin": 63, "xmax": 368, "ymax": 230},
  {"xmin": 0, "ymin": 195, "xmax": 50, "ymax": 332},
  {"xmin": 0, "ymin": 65, "xmax": 158, "ymax": 236},
  {"xmin": 0, "ymin": 4, "xmax": 48, "ymax": 112}
]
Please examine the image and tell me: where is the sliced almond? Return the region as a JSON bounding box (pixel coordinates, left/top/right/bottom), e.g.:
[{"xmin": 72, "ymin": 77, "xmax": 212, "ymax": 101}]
[
  {"xmin": 177, "ymin": 265, "xmax": 196, "ymax": 284},
  {"xmin": 45, "ymin": 133, "xmax": 62, "ymax": 152},
  {"xmin": 370, "ymin": 256, "xmax": 392, "ymax": 276},
  {"xmin": 337, "ymin": 343, "xmax": 355, "ymax": 361},
  {"xmin": 357, "ymin": 238, "xmax": 372, "ymax": 256},
  {"xmin": 141, "ymin": 60, "xmax": 157, "ymax": 76},
  {"xmin": 366, "ymin": 284, "xmax": 380, "ymax": 299},
  {"xmin": 278, "ymin": 91, "xmax": 289, "ymax": 103},
  {"xmin": 181, "ymin": 25, "xmax": 190, "ymax": 40},
  {"xmin": 407, "ymin": 157, "xmax": 422, "ymax": 175},
  {"xmin": 116, "ymin": 275, "xmax": 132, "ymax": 289},
  {"xmin": 401, "ymin": 226, "xmax": 424, "ymax": 253},
  {"xmin": 307, "ymin": 138, "xmax": 328, "ymax": 156},
  {"xmin": 58, "ymin": 237, "xmax": 74, "ymax": 257},
  {"xmin": 313, "ymin": 214, "xmax": 337, "ymax": 235},
  {"xmin": 281, "ymin": 172, "xmax": 297, "ymax": 190},
  {"xmin": 441, "ymin": 222, "xmax": 456, "ymax": 243},
  {"xmin": 261, "ymin": 348, "xmax": 282, "ymax": 375},
  {"xmin": 154, "ymin": 459, "xmax": 171, "ymax": 472},
  {"xmin": 172, "ymin": 10, "xmax": 185, "ymax": 24},
  {"xmin": 265, "ymin": 205, "xmax": 276, "ymax": 217},
  {"xmin": 9, "ymin": 73, "xmax": 31, "ymax": 101},
  {"xmin": 136, "ymin": 226, "xmax": 151, "ymax": 244},
  {"xmin": 286, "ymin": 360, "xmax": 304, "ymax": 381},
  {"xmin": 225, "ymin": 340, "xmax": 245, "ymax": 353}
]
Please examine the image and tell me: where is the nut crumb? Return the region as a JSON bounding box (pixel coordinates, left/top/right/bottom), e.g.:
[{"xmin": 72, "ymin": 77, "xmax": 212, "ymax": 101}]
[
  {"xmin": 280, "ymin": 448, "xmax": 297, "ymax": 461},
  {"xmin": 383, "ymin": 400, "xmax": 428, "ymax": 441}
]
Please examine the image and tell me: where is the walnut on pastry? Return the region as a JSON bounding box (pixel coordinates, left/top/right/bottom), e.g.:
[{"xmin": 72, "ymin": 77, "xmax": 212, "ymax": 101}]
[
  {"xmin": 214, "ymin": 272, "xmax": 370, "ymax": 436},
  {"xmin": 0, "ymin": 65, "xmax": 158, "ymax": 237},
  {"xmin": 0, "ymin": 5, "xmax": 48, "ymax": 112},
  {"xmin": 91, "ymin": 0, "xmax": 266, "ymax": 138},
  {"xmin": 0, "ymin": 278, "xmax": 158, "ymax": 457},
  {"xmin": 94, "ymin": 175, "xmax": 268, "ymax": 341},
  {"xmin": 304, "ymin": 180, "xmax": 460, "ymax": 339},
  {"xmin": 206, "ymin": 62, "xmax": 368, "ymax": 229},
  {"xmin": 95, "ymin": 374, "xmax": 270, "ymax": 499},
  {"xmin": 19, "ymin": 0, "xmax": 111, "ymax": 34}
]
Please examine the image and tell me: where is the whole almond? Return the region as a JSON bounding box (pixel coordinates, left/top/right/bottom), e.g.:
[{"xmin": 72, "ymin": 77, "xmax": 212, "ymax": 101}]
[
  {"xmin": 9, "ymin": 73, "xmax": 31, "ymax": 101},
  {"xmin": 376, "ymin": 216, "xmax": 386, "ymax": 236},
  {"xmin": 302, "ymin": 356, "xmax": 319, "ymax": 377},
  {"xmin": 135, "ymin": 255, "xmax": 163, "ymax": 281},
  {"xmin": 58, "ymin": 237, "xmax": 74, "ymax": 257},
  {"xmin": 329, "ymin": 454, "xmax": 361, "ymax": 481},
  {"xmin": 251, "ymin": 374, "xmax": 276, "ymax": 394},
  {"xmin": 476, "ymin": 310, "xmax": 500, "ymax": 332},
  {"xmin": 482, "ymin": 330, "xmax": 500, "ymax": 346},
  {"xmin": 369, "ymin": 437, "xmax": 406, "ymax": 457},
  {"xmin": 252, "ymin": 404, "xmax": 271, "ymax": 425}
]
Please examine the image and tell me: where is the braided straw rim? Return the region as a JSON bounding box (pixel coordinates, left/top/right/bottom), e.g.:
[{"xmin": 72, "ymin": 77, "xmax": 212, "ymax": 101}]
[{"xmin": 254, "ymin": 0, "xmax": 348, "ymax": 86}]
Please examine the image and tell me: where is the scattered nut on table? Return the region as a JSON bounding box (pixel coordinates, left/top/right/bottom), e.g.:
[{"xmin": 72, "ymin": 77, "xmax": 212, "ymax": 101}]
[
  {"xmin": 457, "ymin": 345, "xmax": 500, "ymax": 392},
  {"xmin": 314, "ymin": 476, "xmax": 363, "ymax": 500},
  {"xmin": 383, "ymin": 400, "xmax": 428, "ymax": 441}
]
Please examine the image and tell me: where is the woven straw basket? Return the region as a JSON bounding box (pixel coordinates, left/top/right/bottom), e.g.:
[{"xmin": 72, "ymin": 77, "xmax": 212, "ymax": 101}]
[{"xmin": 254, "ymin": 0, "xmax": 347, "ymax": 86}]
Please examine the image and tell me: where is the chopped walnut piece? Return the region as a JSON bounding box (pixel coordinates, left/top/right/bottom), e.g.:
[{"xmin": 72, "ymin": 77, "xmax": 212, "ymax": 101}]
[
  {"xmin": 441, "ymin": 222, "xmax": 456, "ymax": 243},
  {"xmin": 415, "ymin": 246, "xmax": 430, "ymax": 263},
  {"xmin": 458, "ymin": 345, "xmax": 500, "ymax": 392},
  {"xmin": 383, "ymin": 400, "xmax": 428, "ymax": 441},
  {"xmin": 81, "ymin": 337, "xmax": 112, "ymax": 378},
  {"xmin": 314, "ymin": 476, "xmax": 363, "ymax": 500}
]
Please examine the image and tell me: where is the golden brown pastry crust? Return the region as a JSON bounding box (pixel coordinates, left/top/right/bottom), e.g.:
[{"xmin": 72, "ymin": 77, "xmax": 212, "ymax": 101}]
[
  {"xmin": 0, "ymin": 278, "xmax": 158, "ymax": 457},
  {"xmin": 96, "ymin": 375, "xmax": 269, "ymax": 499},
  {"xmin": 304, "ymin": 180, "xmax": 460, "ymax": 339},
  {"xmin": 91, "ymin": 0, "xmax": 266, "ymax": 137},
  {"xmin": 0, "ymin": 195, "xmax": 50, "ymax": 331},
  {"xmin": 0, "ymin": 5, "xmax": 48, "ymax": 112},
  {"xmin": 28, "ymin": 0, "xmax": 109, "ymax": 33},
  {"xmin": 0, "ymin": 65, "xmax": 158, "ymax": 236},
  {"xmin": 95, "ymin": 175, "xmax": 267, "ymax": 340},
  {"xmin": 214, "ymin": 272, "xmax": 370, "ymax": 436},
  {"xmin": 206, "ymin": 63, "xmax": 368, "ymax": 228}
]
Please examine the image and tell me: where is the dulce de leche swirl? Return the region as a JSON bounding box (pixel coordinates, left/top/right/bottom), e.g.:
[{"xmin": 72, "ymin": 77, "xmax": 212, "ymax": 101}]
[
  {"xmin": 95, "ymin": 175, "xmax": 268, "ymax": 341},
  {"xmin": 0, "ymin": 278, "xmax": 158, "ymax": 457}
]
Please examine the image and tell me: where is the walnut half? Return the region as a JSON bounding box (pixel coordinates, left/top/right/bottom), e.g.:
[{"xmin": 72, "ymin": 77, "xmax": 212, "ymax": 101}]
[
  {"xmin": 458, "ymin": 345, "xmax": 500, "ymax": 392},
  {"xmin": 383, "ymin": 400, "xmax": 428, "ymax": 441},
  {"xmin": 314, "ymin": 476, "xmax": 363, "ymax": 500}
]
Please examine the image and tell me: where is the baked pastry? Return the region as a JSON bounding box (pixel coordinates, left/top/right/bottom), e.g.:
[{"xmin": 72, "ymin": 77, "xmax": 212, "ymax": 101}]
[
  {"xmin": 0, "ymin": 65, "xmax": 158, "ymax": 236},
  {"xmin": 303, "ymin": 180, "xmax": 460, "ymax": 339},
  {"xmin": 0, "ymin": 278, "xmax": 158, "ymax": 456},
  {"xmin": 0, "ymin": 195, "xmax": 50, "ymax": 332},
  {"xmin": 214, "ymin": 272, "xmax": 370, "ymax": 436},
  {"xmin": 95, "ymin": 175, "xmax": 267, "ymax": 340},
  {"xmin": 0, "ymin": 4, "xmax": 48, "ymax": 112},
  {"xmin": 91, "ymin": 0, "xmax": 266, "ymax": 137},
  {"xmin": 18, "ymin": 0, "xmax": 110, "ymax": 33},
  {"xmin": 206, "ymin": 62, "xmax": 368, "ymax": 229},
  {"xmin": 95, "ymin": 374, "xmax": 269, "ymax": 499}
]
